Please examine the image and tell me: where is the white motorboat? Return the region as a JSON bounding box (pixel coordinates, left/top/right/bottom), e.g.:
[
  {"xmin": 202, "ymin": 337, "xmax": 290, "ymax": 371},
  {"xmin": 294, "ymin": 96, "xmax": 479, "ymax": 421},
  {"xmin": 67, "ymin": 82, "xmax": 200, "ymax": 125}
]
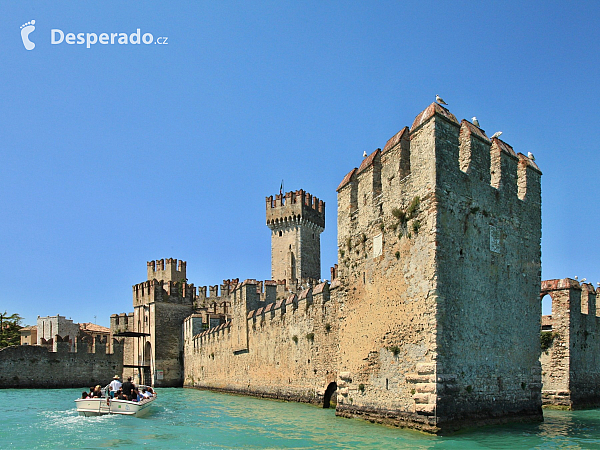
[{"xmin": 75, "ymin": 385, "xmax": 157, "ymax": 417}]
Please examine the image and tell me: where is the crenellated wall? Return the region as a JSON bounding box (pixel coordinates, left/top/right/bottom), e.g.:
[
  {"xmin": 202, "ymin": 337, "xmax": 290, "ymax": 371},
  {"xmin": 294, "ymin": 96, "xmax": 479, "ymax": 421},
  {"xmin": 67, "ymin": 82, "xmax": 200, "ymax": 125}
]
[
  {"xmin": 147, "ymin": 258, "xmax": 187, "ymax": 282},
  {"xmin": 184, "ymin": 279, "xmax": 339, "ymax": 405},
  {"xmin": 137, "ymin": 102, "xmax": 542, "ymax": 434},
  {"xmin": 334, "ymin": 102, "xmax": 542, "ymax": 433},
  {"xmin": 0, "ymin": 336, "xmax": 124, "ymax": 388},
  {"xmin": 540, "ymin": 278, "xmax": 600, "ymax": 408}
]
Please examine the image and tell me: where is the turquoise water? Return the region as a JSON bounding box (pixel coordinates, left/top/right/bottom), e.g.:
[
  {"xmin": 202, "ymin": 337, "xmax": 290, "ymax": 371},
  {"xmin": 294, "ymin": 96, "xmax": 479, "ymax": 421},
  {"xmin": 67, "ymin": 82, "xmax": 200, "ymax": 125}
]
[{"xmin": 1, "ymin": 388, "xmax": 600, "ymax": 449}]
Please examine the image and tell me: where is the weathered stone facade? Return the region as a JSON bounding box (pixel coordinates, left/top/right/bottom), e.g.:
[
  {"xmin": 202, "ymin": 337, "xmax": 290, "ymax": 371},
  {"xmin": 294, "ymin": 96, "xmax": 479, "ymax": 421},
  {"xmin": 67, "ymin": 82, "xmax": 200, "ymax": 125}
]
[
  {"xmin": 176, "ymin": 102, "xmax": 543, "ymax": 434},
  {"xmin": 0, "ymin": 336, "xmax": 123, "ymax": 388},
  {"xmin": 540, "ymin": 278, "xmax": 600, "ymax": 408},
  {"xmin": 184, "ymin": 279, "xmax": 339, "ymax": 405},
  {"xmin": 334, "ymin": 103, "xmax": 543, "ymax": 432},
  {"xmin": 128, "ymin": 259, "xmax": 195, "ymax": 387},
  {"xmin": 267, "ymin": 190, "xmax": 325, "ymax": 285}
]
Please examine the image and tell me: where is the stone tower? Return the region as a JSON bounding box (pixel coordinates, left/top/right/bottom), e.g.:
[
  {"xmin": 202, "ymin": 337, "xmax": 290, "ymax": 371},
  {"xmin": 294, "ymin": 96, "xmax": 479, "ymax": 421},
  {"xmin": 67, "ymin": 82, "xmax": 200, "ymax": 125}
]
[
  {"xmin": 131, "ymin": 258, "xmax": 195, "ymax": 387},
  {"xmin": 335, "ymin": 103, "xmax": 542, "ymax": 433},
  {"xmin": 266, "ymin": 190, "xmax": 325, "ymax": 285}
]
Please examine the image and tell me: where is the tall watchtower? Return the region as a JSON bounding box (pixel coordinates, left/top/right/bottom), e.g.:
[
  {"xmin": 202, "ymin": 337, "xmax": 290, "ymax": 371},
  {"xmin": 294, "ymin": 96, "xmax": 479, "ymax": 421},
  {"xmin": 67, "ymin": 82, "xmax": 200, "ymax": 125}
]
[
  {"xmin": 335, "ymin": 103, "xmax": 542, "ymax": 433},
  {"xmin": 266, "ymin": 190, "xmax": 325, "ymax": 285}
]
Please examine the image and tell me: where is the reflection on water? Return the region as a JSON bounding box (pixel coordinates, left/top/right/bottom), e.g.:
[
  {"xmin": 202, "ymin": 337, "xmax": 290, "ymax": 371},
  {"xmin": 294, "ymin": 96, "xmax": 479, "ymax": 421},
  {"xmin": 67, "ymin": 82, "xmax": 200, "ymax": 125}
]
[{"xmin": 2, "ymin": 388, "xmax": 600, "ymax": 449}]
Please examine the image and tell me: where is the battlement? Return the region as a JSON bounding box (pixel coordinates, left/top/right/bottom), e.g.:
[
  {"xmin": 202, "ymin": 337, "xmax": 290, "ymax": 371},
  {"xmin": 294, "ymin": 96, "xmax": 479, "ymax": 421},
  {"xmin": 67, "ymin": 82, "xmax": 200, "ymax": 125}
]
[
  {"xmin": 337, "ymin": 103, "xmax": 541, "ymax": 205},
  {"xmin": 540, "ymin": 278, "xmax": 600, "ymax": 408},
  {"xmin": 147, "ymin": 258, "xmax": 187, "ymax": 282},
  {"xmin": 197, "ymin": 278, "xmax": 240, "ymax": 302},
  {"xmin": 193, "ymin": 281, "xmax": 332, "ymax": 345},
  {"xmin": 110, "ymin": 312, "xmax": 134, "ymax": 333},
  {"xmin": 266, "ymin": 189, "xmax": 325, "ymax": 230},
  {"xmin": 541, "ymin": 278, "xmax": 600, "ymax": 317},
  {"xmin": 133, "ymin": 278, "xmax": 195, "ymax": 306}
]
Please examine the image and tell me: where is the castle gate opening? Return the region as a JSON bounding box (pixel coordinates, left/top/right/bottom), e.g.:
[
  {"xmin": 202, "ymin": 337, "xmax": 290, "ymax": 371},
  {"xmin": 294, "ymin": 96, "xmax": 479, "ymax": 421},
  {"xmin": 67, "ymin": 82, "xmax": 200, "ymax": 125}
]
[
  {"xmin": 143, "ymin": 341, "xmax": 152, "ymax": 385},
  {"xmin": 323, "ymin": 382, "xmax": 337, "ymax": 408}
]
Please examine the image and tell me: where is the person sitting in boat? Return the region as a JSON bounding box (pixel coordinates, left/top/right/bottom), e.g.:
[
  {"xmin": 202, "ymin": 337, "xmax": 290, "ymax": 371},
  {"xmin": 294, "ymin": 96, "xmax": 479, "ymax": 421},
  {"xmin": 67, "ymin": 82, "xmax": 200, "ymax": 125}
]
[
  {"xmin": 89, "ymin": 387, "xmax": 95, "ymax": 398},
  {"xmin": 92, "ymin": 385, "xmax": 102, "ymax": 398},
  {"xmin": 142, "ymin": 388, "xmax": 152, "ymax": 399},
  {"xmin": 108, "ymin": 375, "xmax": 122, "ymax": 397},
  {"xmin": 129, "ymin": 388, "xmax": 141, "ymax": 402},
  {"xmin": 146, "ymin": 386, "xmax": 156, "ymax": 396},
  {"xmin": 121, "ymin": 377, "xmax": 134, "ymax": 399},
  {"xmin": 81, "ymin": 391, "xmax": 89, "ymax": 399}
]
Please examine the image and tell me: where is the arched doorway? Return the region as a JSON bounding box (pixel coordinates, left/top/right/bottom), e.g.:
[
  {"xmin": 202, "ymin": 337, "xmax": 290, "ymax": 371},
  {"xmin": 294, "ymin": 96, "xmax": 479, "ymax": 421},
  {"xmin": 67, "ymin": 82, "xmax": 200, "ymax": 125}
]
[{"xmin": 323, "ymin": 382, "xmax": 337, "ymax": 408}]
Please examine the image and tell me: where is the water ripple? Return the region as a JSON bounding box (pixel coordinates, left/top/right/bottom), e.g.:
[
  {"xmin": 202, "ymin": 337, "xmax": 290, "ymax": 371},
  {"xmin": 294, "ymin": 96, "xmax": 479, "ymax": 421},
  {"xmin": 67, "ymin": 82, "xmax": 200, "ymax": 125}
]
[{"xmin": 2, "ymin": 388, "xmax": 600, "ymax": 449}]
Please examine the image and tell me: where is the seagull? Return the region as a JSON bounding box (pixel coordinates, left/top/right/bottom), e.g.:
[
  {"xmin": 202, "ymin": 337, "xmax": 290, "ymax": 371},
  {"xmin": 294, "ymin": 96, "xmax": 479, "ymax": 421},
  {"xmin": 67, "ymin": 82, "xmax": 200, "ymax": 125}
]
[
  {"xmin": 527, "ymin": 152, "xmax": 535, "ymax": 161},
  {"xmin": 435, "ymin": 95, "xmax": 447, "ymax": 105},
  {"xmin": 490, "ymin": 131, "xmax": 503, "ymax": 139},
  {"xmin": 363, "ymin": 151, "xmax": 368, "ymax": 158},
  {"xmin": 472, "ymin": 117, "xmax": 480, "ymax": 127},
  {"xmin": 581, "ymin": 278, "xmax": 587, "ymax": 283},
  {"xmin": 575, "ymin": 276, "xmax": 579, "ymax": 280}
]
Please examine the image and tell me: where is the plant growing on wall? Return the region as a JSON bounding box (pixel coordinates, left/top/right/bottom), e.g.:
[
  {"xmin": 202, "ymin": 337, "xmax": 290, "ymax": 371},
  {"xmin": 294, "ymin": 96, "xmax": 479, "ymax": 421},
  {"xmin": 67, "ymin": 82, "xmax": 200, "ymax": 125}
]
[
  {"xmin": 406, "ymin": 196, "xmax": 420, "ymax": 219},
  {"xmin": 541, "ymin": 331, "xmax": 558, "ymax": 352},
  {"xmin": 412, "ymin": 220, "xmax": 421, "ymax": 235},
  {"xmin": 387, "ymin": 345, "xmax": 400, "ymax": 356},
  {"xmin": 390, "ymin": 196, "xmax": 420, "ymax": 242}
]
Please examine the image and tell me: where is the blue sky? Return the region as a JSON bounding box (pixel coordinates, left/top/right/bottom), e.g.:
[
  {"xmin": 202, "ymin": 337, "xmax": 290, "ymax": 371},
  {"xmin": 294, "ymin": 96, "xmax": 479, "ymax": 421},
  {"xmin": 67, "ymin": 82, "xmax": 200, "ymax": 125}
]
[{"xmin": 1, "ymin": 1, "xmax": 598, "ymax": 326}]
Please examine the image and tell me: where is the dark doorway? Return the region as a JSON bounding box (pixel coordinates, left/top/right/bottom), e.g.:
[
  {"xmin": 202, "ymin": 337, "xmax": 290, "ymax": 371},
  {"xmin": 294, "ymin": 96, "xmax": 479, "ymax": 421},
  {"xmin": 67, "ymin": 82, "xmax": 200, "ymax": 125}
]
[{"xmin": 323, "ymin": 382, "xmax": 337, "ymax": 408}]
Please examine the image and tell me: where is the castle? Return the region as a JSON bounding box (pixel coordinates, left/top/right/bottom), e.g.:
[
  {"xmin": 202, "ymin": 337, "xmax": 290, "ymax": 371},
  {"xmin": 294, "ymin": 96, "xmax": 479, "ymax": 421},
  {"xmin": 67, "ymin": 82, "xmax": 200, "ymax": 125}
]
[{"xmin": 110, "ymin": 102, "xmax": 546, "ymax": 433}]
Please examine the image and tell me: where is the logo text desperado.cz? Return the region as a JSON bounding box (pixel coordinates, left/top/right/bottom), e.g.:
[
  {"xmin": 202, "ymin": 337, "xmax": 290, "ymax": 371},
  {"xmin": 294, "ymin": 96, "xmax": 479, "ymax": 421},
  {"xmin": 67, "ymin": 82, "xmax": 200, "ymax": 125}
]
[{"xmin": 51, "ymin": 29, "xmax": 167, "ymax": 48}]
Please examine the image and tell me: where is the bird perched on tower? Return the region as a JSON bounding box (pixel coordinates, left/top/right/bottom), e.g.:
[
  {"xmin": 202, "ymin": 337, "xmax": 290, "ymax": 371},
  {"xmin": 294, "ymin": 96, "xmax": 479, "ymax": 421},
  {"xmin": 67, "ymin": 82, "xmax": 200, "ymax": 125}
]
[
  {"xmin": 472, "ymin": 117, "xmax": 480, "ymax": 127},
  {"xmin": 527, "ymin": 152, "xmax": 535, "ymax": 161},
  {"xmin": 435, "ymin": 95, "xmax": 447, "ymax": 105},
  {"xmin": 490, "ymin": 131, "xmax": 503, "ymax": 139}
]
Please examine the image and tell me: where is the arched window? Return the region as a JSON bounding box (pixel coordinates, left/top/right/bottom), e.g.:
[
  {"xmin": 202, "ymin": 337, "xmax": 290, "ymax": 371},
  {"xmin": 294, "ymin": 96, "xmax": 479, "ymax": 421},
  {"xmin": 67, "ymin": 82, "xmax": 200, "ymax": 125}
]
[{"xmin": 541, "ymin": 294, "xmax": 552, "ymax": 316}]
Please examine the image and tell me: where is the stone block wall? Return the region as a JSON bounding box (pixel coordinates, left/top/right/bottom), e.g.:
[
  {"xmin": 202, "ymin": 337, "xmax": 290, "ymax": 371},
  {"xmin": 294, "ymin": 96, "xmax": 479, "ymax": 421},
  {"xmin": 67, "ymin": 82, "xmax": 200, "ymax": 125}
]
[
  {"xmin": 0, "ymin": 338, "xmax": 123, "ymax": 388},
  {"xmin": 184, "ymin": 280, "xmax": 339, "ymax": 406},
  {"xmin": 110, "ymin": 312, "xmax": 135, "ymax": 381},
  {"xmin": 334, "ymin": 103, "xmax": 542, "ymax": 433},
  {"xmin": 433, "ymin": 113, "xmax": 542, "ymax": 427},
  {"xmin": 267, "ymin": 190, "xmax": 325, "ymax": 284},
  {"xmin": 540, "ymin": 278, "xmax": 600, "ymax": 408}
]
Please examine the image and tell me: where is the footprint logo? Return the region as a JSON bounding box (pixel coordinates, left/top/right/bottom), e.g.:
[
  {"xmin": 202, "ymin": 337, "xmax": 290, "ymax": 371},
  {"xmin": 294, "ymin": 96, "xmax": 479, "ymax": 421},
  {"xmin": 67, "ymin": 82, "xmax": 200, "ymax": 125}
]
[{"xmin": 20, "ymin": 20, "xmax": 36, "ymax": 50}]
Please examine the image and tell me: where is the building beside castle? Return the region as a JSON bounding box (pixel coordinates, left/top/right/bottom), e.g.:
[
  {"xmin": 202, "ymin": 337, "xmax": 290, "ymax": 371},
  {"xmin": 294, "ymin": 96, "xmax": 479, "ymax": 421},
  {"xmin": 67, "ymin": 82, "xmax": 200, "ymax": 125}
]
[{"xmin": 110, "ymin": 102, "xmax": 545, "ymax": 434}]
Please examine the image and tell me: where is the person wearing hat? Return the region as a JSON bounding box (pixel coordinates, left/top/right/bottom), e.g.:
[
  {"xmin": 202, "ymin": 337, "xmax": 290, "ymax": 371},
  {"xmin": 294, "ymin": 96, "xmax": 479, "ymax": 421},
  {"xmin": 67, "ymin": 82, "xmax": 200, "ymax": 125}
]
[{"xmin": 109, "ymin": 375, "xmax": 122, "ymax": 397}]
